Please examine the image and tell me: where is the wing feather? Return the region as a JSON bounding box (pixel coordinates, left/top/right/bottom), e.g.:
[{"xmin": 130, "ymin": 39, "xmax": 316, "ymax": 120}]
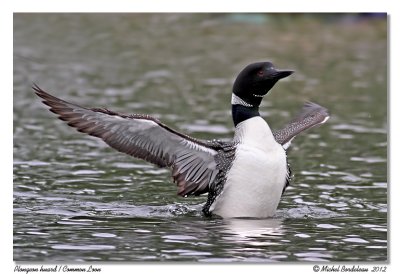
[
  {"xmin": 33, "ymin": 85, "xmax": 220, "ymax": 196},
  {"xmin": 273, "ymin": 101, "xmax": 329, "ymax": 148}
]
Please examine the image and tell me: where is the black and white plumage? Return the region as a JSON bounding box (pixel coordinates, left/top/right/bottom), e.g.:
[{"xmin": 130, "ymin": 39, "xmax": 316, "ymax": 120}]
[{"xmin": 34, "ymin": 61, "xmax": 329, "ymax": 218}]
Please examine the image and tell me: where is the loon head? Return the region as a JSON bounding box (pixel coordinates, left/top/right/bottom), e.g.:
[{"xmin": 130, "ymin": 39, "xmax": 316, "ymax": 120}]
[{"xmin": 232, "ymin": 62, "xmax": 294, "ymax": 107}]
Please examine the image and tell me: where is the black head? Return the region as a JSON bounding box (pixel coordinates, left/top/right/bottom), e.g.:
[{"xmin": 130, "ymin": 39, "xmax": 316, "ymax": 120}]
[{"xmin": 232, "ymin": 62, "xmax": 294, "ymax": 107}]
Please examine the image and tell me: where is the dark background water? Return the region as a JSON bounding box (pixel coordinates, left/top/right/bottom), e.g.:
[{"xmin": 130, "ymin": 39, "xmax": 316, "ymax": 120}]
[{"xmin": 13, "ymin": 13, "xmax": 387, "ymax": 262}]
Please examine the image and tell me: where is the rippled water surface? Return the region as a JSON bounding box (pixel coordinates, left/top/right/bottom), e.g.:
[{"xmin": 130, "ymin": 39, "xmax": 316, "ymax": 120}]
[{"xmin": 13, "ymin": 14, "xmax": 387, "ymax": 262}]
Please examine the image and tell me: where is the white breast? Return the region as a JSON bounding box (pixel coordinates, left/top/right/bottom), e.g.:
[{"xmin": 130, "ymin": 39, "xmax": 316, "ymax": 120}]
[{"xmin": 210, "ymin": 117, "xmax": 287, "ymax": 218}]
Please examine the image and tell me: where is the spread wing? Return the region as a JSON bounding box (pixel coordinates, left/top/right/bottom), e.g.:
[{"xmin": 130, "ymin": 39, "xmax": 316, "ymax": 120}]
[
  {"xmin": 273, "ymin": 101, "xmax": 330, "ymax": 149},
  {"xmin": 33, "ymin": 85, "xmax": 219, "ymax": 197}
]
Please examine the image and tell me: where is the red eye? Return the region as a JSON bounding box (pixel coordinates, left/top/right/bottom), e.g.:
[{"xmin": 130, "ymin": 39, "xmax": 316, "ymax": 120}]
[{"xmin": 257, "ymin": 70, "xmax": 264, "ymax": 76}]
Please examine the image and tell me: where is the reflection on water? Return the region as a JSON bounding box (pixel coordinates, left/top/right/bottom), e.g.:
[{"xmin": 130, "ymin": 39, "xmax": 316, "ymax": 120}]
[
  {"xmin": 14, "ymin": 14, "xmax": 387, "ymax": 262},
  {"xmin": 220, "ymin": 218, "xmax": 284, "ymax": 244}
]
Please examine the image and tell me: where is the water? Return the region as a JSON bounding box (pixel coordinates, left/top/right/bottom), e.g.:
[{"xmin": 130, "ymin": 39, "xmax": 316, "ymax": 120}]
[{"xmin": 13, "ymin": 14, "xmax": 387, "ymax": 262}]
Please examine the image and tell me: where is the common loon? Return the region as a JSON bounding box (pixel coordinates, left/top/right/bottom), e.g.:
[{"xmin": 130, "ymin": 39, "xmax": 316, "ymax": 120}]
[{"xmin": 33, "ymin": 61, "xmax": 329, "ymax": 218}]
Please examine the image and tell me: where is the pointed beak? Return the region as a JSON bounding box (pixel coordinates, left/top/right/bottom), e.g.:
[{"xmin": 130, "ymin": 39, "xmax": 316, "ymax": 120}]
[{"xmin": 273, "ymin": 70, "xmax": 294, "ymax": 80}]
